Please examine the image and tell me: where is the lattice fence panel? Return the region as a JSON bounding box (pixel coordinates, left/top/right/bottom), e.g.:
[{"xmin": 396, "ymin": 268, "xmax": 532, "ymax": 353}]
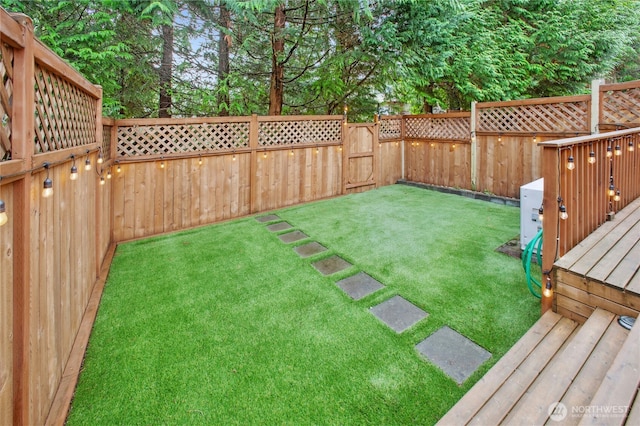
[
  {"xmin": 33, "ymin": 64, "xmax": 97, "ymax": 153},
  {"xmin": 405, "ymin": 116, "xmax": 470, "ymax": 140},
  {"xmin": 0, "ymin": 42, "xmax": 13, "ymax": 161},
  {"xmin": 477, "ymin": 101, "xmax": 589, "ymax": 133},
  {"xmin": 258, "ymin": 119, "xmax": 342, "ymax": 146},
  {"xmin": 117, "ymin": 122, "xmax": 250, "ymax": 157},
  {"xmin": 601, "ymin": 87, "xmax": 640, "ymax": 126},
  {"xmin": 379, "ymin": 118, "xmax": 402, "ymax": 140}
]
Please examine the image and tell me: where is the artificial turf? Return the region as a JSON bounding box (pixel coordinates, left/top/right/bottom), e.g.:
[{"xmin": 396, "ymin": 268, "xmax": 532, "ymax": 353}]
[{"xmin": 67, "ymin": 184, "xmax": 540, "ymax": 425}]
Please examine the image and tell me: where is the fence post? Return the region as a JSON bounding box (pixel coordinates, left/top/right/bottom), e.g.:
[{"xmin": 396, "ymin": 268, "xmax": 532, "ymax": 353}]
[
  {"xmin": 470, "ymin": 101, "xmax": 477, "ymax": 190},
  {"xmin": 9, "ymin": 12, "xmax": 35, "ymax": 426},
  {"xmin": 249, "ymin": 114, "xmax": 259, "ymax": 213},
  {"xmin": 591, "ymin": 79, "xmax": 604, "ymax": 134},
  {"xmin": 400, "ymin": 114, "xmax": 405, "ymax": 180}
]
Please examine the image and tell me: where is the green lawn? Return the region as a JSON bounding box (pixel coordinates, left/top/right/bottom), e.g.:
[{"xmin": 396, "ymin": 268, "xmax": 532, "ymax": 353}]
[{"xmin": 67, "ymin": 184, "xmax": 539, "ymax": 425}]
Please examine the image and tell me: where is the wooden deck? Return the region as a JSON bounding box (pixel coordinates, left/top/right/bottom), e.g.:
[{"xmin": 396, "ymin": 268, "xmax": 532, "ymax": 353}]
[
  {"xmin": 553, "ymin": 197, "xmax": 640, "ymax": 323},
  {"xmin": 437, "ymin": 308, "xmax": 639, "ymax": 425}
]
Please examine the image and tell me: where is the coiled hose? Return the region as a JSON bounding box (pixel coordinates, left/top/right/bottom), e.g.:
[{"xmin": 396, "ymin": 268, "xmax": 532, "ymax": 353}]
[{"xmin": 522, "ymin": 228, "xmax": 543, "ymax": 298}]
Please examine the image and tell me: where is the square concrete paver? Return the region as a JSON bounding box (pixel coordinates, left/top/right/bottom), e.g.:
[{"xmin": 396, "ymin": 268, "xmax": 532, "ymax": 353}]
[
  {"xmin": 278, "ymin": 230, "xmax": 308, "ymax": 243},
  {"xmin": 267, "ymin": 222, "xmax": 293, "ymax": 232},
  {"xmin": 311, "ymin": 255, "xmax": 352, "ymax": 275},
  {"xmin": 336, "ymin": 272, "xmax": 385, "ymax": 300},
  {"xmin": 370, "ymin": 295, "xmax": 428, "ymax": 333},
  {"xmin": 416, "ymin": 326, "xmax": 491, "ymax": 385},
  {"xmin": 294, "ymin": 241, "xmax": 327, "ymax": 258},
  {"xmin": 256, "ymin": 214, "xmax": 280, "ymax": 223}
]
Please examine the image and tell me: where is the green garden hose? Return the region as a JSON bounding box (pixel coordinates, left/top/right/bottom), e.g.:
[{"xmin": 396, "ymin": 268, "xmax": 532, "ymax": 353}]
[{"xmin": 522, "ymin": 228, "xmax": 543, "ymax": 298}]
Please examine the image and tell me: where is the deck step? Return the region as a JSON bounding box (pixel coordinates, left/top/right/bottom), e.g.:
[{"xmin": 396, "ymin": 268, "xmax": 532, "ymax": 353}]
[{"xmin": 437, "ymin": 308, "xmax": 635, "ymax": 425}]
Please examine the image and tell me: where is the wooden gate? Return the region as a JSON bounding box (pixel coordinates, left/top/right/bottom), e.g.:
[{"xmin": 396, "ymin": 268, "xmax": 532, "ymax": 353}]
[{"xmin": 343, "ymin": 123, "xmax": 378, "ymax": 193}]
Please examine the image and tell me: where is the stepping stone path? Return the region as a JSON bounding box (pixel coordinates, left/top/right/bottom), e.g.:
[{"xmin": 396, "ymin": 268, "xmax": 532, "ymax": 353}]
[
  {"xmin": 416, "ymin": 326, "xmax": 491, "ymax": 385},
  {"xmin": 370, "ymin": 295, "xmax": 428, "ymax": 333},
  {"xmin": 294, "ymin": 241, "xmax": 327, "ymax": 258},
  {"xmin": 267, "ymin": 221, "xmax": 293, "ymax": 232},
  {"xmin": 256, "ymin": 214, "xmax": 281, "ymax": 223},
  {"xmin": 278, "ymin": 230, "xmax": 308, "ymax": 243},
  {"xmin": 257, "ymin": 212, "xmax": 491, "ymax": 384},
  {"xmin": 336, "ymin": 272, "xmax": 384, "ymax": 300},
  {"xmin": 312, "ymin": 255, "xmax": 352, "ymax": 276}
]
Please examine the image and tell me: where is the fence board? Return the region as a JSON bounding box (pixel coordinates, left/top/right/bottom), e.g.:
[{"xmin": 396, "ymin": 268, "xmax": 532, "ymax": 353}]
[{"xmin": 0, "ymin": 183, "xmax": 13, "ymax": 426}]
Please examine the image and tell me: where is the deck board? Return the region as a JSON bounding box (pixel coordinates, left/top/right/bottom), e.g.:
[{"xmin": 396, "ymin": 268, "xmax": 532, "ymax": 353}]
[
  {"xmin": 555, "ymin": 198, "xmax": 640, "ymax": 271},
  {"xmin": 468, "ymin": 318, "xmax": 578, "ymax": 425},
  {"xmin": 605, "ymin": 240, "xmax": 640, "ymax": 288},
  {"xmin": 588, "ymin": 221, "xmax": 640, "ymax": 286},
  {"xmin": 577, "ymin": 317, "xmax": 640, "ymax": 425},
  {"xmin": 551, "ymin": 320, "xmax": 629, "ymax": 426},
  {"xmin": 502, "ymin": 309, "xmax": 616, "ymax": 425}
]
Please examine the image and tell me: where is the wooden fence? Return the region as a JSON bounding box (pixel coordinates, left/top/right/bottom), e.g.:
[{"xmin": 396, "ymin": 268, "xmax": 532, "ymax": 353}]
[
  {"xmin": 0, "ymin": 10, "xmax": 107, "ymax": 426},
  {"xmin": 2, "ymin": 5, "xmax": 640, "ymax": 424}
]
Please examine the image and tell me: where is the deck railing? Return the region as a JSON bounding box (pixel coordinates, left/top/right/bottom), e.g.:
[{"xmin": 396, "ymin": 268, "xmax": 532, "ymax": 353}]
[{"xmin": 539, "ymin": 128, "xmax": 640, "ymax": 311}]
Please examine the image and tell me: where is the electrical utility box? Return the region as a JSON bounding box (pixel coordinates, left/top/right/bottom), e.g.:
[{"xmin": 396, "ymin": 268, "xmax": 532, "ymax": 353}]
[{"xmin": 520, "ymin": 178, "xmax": 544, "ymax": 251}]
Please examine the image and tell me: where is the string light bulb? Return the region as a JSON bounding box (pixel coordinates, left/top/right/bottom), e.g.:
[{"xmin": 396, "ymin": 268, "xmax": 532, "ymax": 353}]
[
  {"xmin": 84, "ymin": 156, "xmax": 92, "ymax": 171},
  {"xmin": 107, "ymin": 169, "xmax": 112, "ymax": 179},
  {"xmin": 588, "ymin": 150, "xmax": 596, "ymax": 164},
  {"xmin": 198, "ymin": 155, "xmax": 203, "ymax": 165},
  {"xmin": 629, "ymin": 139, "xmax": 635, "ymax": 152},
  {"xmin": 566, "ymin": 155, "xmax": 575, "ymax": 170},
  {"xmin": 160, "ymin": 157, "xmax": 165, "ymax": 169},
  {"xmin": 559, "ymin": 204, "xmax": 568, "ymax": 220},
  {"xmin": 263, "ymin": 150, "xmax": 267, "ymax": 159},
  {"xmin": 543, "ymin": 275, "xmax": 553, "ymax": 298},
  {"xmin": 538, "ymin": 205, "xmax": 544, "ymax": 222},
  {"xmin": 606, "ymin": 145, "xmax": 613, "ymax": 158},
  {"xmin": 116, "ymin": 163, "xmax": 121, "ymax": 173},
  {"xmin": 290, "ymin": 149, "xmax": 294, "ymax": 156},
  {"xmin": 70, "ymin": 155, "xmax": 78, "ymax": 180},
  {"xmin": 608, "ymin": 183, "xmax": 615, "ymax": 197},
  {"xmin": 614, "ymin": 190, "xmax": 621, "ymax": 202},
  {"xmin": 42, "ymin": 163, "xmax": 53, "ymax": 198},
  {"xmin": 615, "ymin": 142, "xmax": 622, "ymax": 156},
  {"xmin": 498, "ymin": 133, "xmax": 502, "ymax": 143},
  {"xmin": 97, "ymin": 150, "xmax": 104, "ymax": 164},
  {"xmin": 532, "ymin": 134, "xmax": 537, "ymax": 143},
  {"xmin": 100, "ymin": 176, "xmax": 105, "ymax": 185},
  {"xmin": 0, "ymin": 199, "xmax": 7, "ymax": 227}
]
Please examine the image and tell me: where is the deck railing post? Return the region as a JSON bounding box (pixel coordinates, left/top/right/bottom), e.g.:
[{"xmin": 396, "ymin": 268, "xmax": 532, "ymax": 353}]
[
  {"xmin": 591, "ymin": 79, "xmax": 603, "ymax": 134},
  {"xmin": 541, "ymin": 145, "xmax": 560, "ymax": 315},
  {"xmin": 470, "ymin": 101, "xmax": 477, "ymax": 190}
]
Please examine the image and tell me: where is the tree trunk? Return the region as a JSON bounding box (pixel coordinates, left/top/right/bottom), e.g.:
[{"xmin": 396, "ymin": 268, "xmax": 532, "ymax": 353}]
[
  {"xmin": 268, "ymin": 4, "xmax": 285, "ymax": 115},
  {"xmin": 159, "ymin": 23, "xmax": 173, "ymax": 118},
  {"xmin": 217, "ymin": 2, "xmax": 231, "ymax": 116}
]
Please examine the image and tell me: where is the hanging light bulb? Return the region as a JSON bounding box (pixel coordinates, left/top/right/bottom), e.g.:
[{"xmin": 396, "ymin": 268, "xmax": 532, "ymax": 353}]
[
  {"xmin": 100, "ymin": 176, "xmax": 105, "ymax": 185},
  {"xmin": 538, "ymin": 205, "xmax": 544, "ymax": 222},
  {"xmin": 107, "ymin": 169, "xmax": 112, "ymax": 179},
  {"xmin": 606, "ymin": 145, "xmax": 613, "ymax": 158},
  {"xmin": 84, "ymin": 156, "xmax": 92, "ymax": 171},
  {"xmin": 629, "ymin": 139, "xmax": 635, "ymax": 152},
  {"xmin": 263, "ymin": 150, "xmax": 267, "ymax": 159},
  {"xmin": 160, "ymin": 157, "xmax": 165, "ymax": 169},
  {"xmin": 198, "ymin": 155, "xmax": 203, "ymax": 165},
  {"xmin": 290, "ymin": 149, "xmax": 294, "ymax": 156},
  {"xmin": 497, "ymin": 133, "xmax": 502, "ymax": 143},
  {"xmin": 559, "ymin": 204, "xmax": 568, "ymax": 220},
  {"xmin": 614, "ymin": 190, "xmax": 621, "ymax": 202},
  {"xmin": 532, "ymin": 134, "xmax": 537, "ymax": 143},
  {"xmin": 608, "ymin": 183, "xmax": 615, "ymax": 197},
  {"xmin": 566, "ymin": 155, "xmax": 575, "ymax": 170},
  {"xmin": 615, "ymin": 141, "xmax": 622, "ymax": 156},
  {"xmin": 0, "ymin": 199, "xmax": 7, "ymax": 227},
  {"xmin": 588, "ymin": 150, "xmax": 596, "ymax": 164},
  {"xmin": 116, "ymin": 163, "xmax": 121, "ymax": 173},
  {"xmin": 69, "ymin": 155, "xmax": 78, "ymax": 180},
  {"xmin": 97, "ymin": 150, "xmax": 104, "ymax": 164},
  {"xmin": 543, "ymin": 275, "xmax": 553, "ymax": 298},
  {"xmin": 42, "ymin": 163, "xmax": 53, "ymax": 198},
  {"xmin": 315, "ymin": 145, "xmax": 319, "ymax": 154}
]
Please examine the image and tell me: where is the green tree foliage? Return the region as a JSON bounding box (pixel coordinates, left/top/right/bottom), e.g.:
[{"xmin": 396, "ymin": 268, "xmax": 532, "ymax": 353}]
[{"xmin": 2, "ymin": 0, "xmax": 638, "ymax": 118}]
